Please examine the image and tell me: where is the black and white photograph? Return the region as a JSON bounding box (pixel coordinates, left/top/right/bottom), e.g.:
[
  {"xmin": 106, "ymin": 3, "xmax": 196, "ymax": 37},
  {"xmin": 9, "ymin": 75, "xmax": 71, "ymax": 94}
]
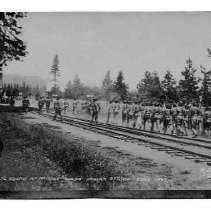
[{"xmin": 1, "ymin": 10, "xmax": 211, "ymax": 199}]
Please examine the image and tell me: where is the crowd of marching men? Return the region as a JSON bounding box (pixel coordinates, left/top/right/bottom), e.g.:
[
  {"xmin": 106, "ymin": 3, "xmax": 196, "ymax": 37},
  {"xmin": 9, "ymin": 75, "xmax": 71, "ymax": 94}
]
[
  {"xmin": 35, "ymin": 96, "xmax": 211, "ymax": 138},
  {"xmin": 106, "ymin": 101, "xmax": 211, "ymax": 138},
  {"xmin": 4, "ymin": 95, "xmax": 211, "ymax": 138}
]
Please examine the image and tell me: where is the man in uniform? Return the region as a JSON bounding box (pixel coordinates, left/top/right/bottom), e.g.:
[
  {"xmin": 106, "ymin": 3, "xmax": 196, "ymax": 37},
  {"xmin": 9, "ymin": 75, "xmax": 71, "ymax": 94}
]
[
  {"xmin": 134, "ymin": 106, "xmax": 143, "ymax": 129},
  {"xmin": 106, "ymin": 101, "xmax": 113, "ymax": 124},
  {"xmin": 203, "ymin": 108, "xmax": 211, "ymax": 136},
  {"xmin": 9, "ymin": 96, "xmax": 15, "ymax": 111},
  {"xmin": 38, "ymin": 97, "xmax": 45, "ymax": 114},
  {"xmin": 72, "ymin": 100, "xmax": 77, "ymax": 114},
  {"xmin": 112, "ymin": 101, "xmax": 120, "ymax": 124},
  {"xmin": 150, "ymin": 106, "xmax": 157, "ymax": 132},
  {"xmin": 121, "ymin": 101, "xmax": 128, "ymax": 125},
  {"xmin": 190, "ymin": 111, "xmax": 202, "ymax": 138},
  {"xmin": 45, "ymin": 96, "xmax": 51, "ymax": 113},
  {"xmin": 170, "ymin": 106, "xmax": 178, "ymax": 135},
  {"xmin": 175, "ymin": 111, "xmax": 186, "ymax": 136},
  {"xmin": 151, "ymin": 106, "xmax": 162, "ymax": 132},
  {"xmin": 89, "ymin": 98, "xmax": 101, "ymax": 125},
  {"xmin": 63, "ymin": 98, "xmax": 69, "ymax": 114},
  {"xmin": 161, "ymin": 109, "xmax": 172, "ymax": 134},
  {"xmin": 22, "ymin": 96, "xmax": 30, "ymax": 113},
  {"xmin": 53, "ymin": 97, "xmax": 62, "ymax": 121},
  {"xmin": 143, "ymin": 108, "xmax": 151, "ymax": 130}
]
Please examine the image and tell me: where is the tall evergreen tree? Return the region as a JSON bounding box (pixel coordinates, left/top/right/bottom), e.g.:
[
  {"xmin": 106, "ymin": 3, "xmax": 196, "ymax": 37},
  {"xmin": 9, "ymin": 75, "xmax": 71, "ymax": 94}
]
[
  {"xmin": 113, "ymin": 71, "xmax": 128, "ymax": 100},
  {"xmin": 3, "ymin": 83, "xmax": 6, "ymax": 92},
  {"xmin": 178, "ymin": 58, "xmax": 199, "ymax": 103},
  {"xmin": 12, "ymin": 83, "xmax": 19, "ymax": 96},
  {"xmin": 161, "ymin": 70, "xmax": 177, "ymax": 102},
  {"xmin": 137, "ymin": 71, "xmax": 163, "ymax": 101},
  {"xmin": 6, "ymin": 84, "xmax": 12, "ymax": 96},
  {"xmin": 102, "ymin": 70, "xmax": 113, "ymax": 101},
  {"xmin": 0, "ymin": 12, "xmax": 27, "ymax": 71},
  {"xmin": 64, "ymin": 80, "xmax": 74, "ymax": 99},
  {"xmin": 50, "ymin": 54, "xmax": 60, "ymax": 82},
  {"xmin": 72, "ymin": 75, "xmax": 84, "ymax": 99},
  {"xmin": 200, "ymin": 65, "xmax": 211, "ymax": 106}
]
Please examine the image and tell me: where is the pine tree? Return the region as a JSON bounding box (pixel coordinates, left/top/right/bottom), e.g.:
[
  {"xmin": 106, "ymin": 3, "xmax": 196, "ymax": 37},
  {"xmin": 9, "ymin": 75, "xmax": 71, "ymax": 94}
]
[
  {"xmin": 50, "ymin": 54, "xmax": 60, "ymax": 82},
  {"xmin": 64, "ymin": 81, "xmax": 74, "ymax": 99},
  {"xmin": 72, "ymin": 75, "xmax": 84, "ymax": 99},
  {"xmin": 0, "ymin": 13, "xmax": 27, "ymax": 71},
  {"xmin": 161, "ymin": 70, "xmax": 177, "ymax": 102},
  {"xmin": 178, "ymin": 58, "xmax": 199, "ymax": 103},
  {"xmin": 6, "ymin": 84, "xmax": 11, "ymax": 96},
  {"xmin": 113, "ymin": 71, "xmax": 128, "ymax": 101},
  {"xmin": 102, "ymin": 70, "xmax": 113, "ymax": 101},
  {"xmin": 137, "ymin": 71, "xmax": 163, "ymax": 101},
  {"xmin": 12, "ymin": 83, "xmax": 19, "ymax": 96},
  {"xmin": 200, "ymin": 65, "xmax": 211, "ymax": 106}
]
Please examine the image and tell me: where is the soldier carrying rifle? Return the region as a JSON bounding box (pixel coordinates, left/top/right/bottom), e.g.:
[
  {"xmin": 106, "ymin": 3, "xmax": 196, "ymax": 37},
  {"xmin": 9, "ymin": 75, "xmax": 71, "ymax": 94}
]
[
  {"xmin": 89, "ymin": 98, "xmax": 101, "ymax": 125},
  {"xmin": 53, "ymin": 97, "xmax": 62, "ymax": 121},
  {"xmin": 22, "ymin": 96, "xmax": 30, "ymax": 113}
]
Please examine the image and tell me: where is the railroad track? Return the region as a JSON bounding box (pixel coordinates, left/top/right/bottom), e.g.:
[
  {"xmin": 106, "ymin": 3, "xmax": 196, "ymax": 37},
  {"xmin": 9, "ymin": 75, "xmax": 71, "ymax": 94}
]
[
  {"xmin": 37, "ymin": 107, "xmax": 211, "ymax": 143},
  {"xmin": 61, "ymin": 113, "xmax": 211, "ymax": 146},
  {"xmin": 31, "ymin": 110, "xmax": 211, "ymax": 166}
]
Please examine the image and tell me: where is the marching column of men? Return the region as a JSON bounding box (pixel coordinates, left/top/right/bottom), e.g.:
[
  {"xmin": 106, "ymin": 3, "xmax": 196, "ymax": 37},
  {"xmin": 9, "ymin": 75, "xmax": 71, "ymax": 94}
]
[
  {"xmin": 5, "ymin": 94, "xmax": 210, "ymax": 138},
  {"xmin": 105, "ymin": 101, "xmax": 211, "ymax": 138}
]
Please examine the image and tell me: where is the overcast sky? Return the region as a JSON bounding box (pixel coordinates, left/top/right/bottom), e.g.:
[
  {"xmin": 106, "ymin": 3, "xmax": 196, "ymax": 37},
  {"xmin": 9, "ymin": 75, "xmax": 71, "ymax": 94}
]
[{"xmin": 4, "ymin": 12, "xmax": 211, "ymax": 90}]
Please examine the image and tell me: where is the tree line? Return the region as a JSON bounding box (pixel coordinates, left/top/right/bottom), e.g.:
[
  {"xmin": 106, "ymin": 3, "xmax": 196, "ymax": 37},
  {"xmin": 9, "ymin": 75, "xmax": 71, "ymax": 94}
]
[
  {"xmin": 3, "ymin": 56, "xmax": 211, "ymax": 106},
  {"xmin": 1, "ymin": 82, "xmax": 47, "ymax": 98},
  {"xmin": 64, "ymin": 57, "xmax": 211, "ymax": 106},
  {"xmin": 137, "ymin": 58, "xmax": 211, "ymax": 106}
]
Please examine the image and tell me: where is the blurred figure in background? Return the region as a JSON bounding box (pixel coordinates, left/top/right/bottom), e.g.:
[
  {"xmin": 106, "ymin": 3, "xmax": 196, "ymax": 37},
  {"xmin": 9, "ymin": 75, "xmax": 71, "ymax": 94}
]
[
  {"xmin": 22, "ymin": 96, "xmax": 30, "ymax": 114},
  {"xmin": 45, "ymin": 96, "xmax": 51, "ymax": 113},
  {"xmin": 38, "ymin": 96, "xmax": 45, "ymax": 114},
  {"xmin": 53, "ymin": 97, "xmax": 62, "ymax": 121},
  {"xmin": 89, "ymin": 98, "xmax": 101, "ymax": 125},
  {"xmin": 106, "ymin": 101, "xmax": 113, "ymax": 124},
  {"xmin": 9, "ymin": 96, "xmax": 15, "ymax": 111},
  {"xmin": 63, "ymin": 98, "xmax": 69, "ymax": 114},
  {"xmin": 72, "ymin": 100, "xmax": 77, "ymax": 114}
]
